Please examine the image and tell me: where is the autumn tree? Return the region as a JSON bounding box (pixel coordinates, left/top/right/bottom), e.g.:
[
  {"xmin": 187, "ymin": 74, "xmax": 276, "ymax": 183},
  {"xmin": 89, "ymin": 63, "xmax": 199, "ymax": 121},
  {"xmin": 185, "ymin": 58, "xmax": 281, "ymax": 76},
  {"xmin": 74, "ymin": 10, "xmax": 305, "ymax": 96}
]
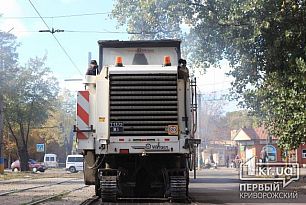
[
  {"xmin": 36, "ymin": 91, "xmax": 75, "ymax": 159},
  {"xmin": 59, "ymin": 90, "xmax": 76, "ymax": 156},
  {"xmin": 4, "ymin": 56, "xmax": 59, "ymax": 171},
  {"xmin": 0, "ymin": 31, "xmax": 19, "ymax": 173}
]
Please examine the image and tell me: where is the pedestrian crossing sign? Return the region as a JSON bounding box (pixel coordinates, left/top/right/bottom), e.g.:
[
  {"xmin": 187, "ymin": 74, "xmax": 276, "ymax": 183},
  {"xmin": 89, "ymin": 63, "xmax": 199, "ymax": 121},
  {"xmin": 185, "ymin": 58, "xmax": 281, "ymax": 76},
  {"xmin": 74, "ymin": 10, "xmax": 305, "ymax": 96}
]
[{"xmin": 36, "ymin": 144, "xmax": 45, "ymax": 152}]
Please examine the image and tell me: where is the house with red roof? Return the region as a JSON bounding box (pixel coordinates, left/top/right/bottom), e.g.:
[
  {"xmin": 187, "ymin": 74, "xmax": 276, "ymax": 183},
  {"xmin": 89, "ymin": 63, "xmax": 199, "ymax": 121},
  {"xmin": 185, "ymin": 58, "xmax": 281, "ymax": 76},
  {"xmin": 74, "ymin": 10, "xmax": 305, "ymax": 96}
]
[{"xmin": 232, "ymin": 126, "xmax": 306, "ymax": 168}]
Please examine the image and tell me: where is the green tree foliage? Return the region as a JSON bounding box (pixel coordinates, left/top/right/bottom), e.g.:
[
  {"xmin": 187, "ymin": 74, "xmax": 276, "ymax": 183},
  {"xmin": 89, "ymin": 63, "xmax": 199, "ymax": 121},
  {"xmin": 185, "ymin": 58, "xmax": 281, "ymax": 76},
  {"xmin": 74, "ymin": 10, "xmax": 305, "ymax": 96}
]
[
  {"xmin": 0, "ymin": 32, "xmax": 19, "ymax": 89},
  {"xmin": 225, "ymin": 110, "xmax": 257, "ymax": 130},
  {"xmin": 112, "ymin": 0, "xmax": 306, "ymax": 149},
  {"xmin": 112, "ymin": 0, "xmax": 189, "ymax": 40},
  {"xmin": 4, "ymin": 56, "xmax": 59, "ymax": 171}
]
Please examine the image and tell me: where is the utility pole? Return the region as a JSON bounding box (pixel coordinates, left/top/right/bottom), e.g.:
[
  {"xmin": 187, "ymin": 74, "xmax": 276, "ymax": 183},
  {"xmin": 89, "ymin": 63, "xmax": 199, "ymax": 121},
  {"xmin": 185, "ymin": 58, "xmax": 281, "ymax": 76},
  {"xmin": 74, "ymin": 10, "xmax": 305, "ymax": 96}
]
[
  {"xmin": 88, "ymin": 52, "xmax": 92, "ymax": 64},
  {"xmin": 197, "ymin": 92, "xmax": 202, "ymax": 170}
]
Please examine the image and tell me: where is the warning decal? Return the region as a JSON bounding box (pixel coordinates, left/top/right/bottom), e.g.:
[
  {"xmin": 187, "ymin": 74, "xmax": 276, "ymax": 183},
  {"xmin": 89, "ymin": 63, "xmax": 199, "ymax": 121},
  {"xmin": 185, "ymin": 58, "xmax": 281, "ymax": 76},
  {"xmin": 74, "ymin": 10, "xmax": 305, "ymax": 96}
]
[{"xmin": 168, "ymin": 125, "xmax": 179, "ymax": 135}]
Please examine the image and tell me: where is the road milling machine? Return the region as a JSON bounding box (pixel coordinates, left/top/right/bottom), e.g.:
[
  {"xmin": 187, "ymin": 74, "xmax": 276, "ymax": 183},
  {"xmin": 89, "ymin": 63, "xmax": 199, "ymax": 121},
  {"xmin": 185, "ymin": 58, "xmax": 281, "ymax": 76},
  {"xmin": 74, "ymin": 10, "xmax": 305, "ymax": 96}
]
[{"xmin": 74, "ymin": 40, "xmax": 200, "ymax": 202}]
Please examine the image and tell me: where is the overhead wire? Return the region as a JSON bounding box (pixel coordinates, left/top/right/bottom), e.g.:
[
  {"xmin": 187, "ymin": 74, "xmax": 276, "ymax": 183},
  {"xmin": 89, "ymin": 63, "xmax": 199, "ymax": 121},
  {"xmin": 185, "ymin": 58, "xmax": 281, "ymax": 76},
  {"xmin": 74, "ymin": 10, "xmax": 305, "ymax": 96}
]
[
  {"xmin": 64, "ymin": 30, "xmax": 127, "ymax": 34},
  {"xmin": 1, "ymin": 12, "xmax": 111, "ymax": 19},
  {"xmin": 11, "ymin": 30, "xmax": 176, "ymax": 34},
  {"xmin": 11, "ymin": 30, "xmax": 130, "ymax": 34},
  {"xmin": 28, "ymin": 0, "xmax": 83, "ymax": 76}
]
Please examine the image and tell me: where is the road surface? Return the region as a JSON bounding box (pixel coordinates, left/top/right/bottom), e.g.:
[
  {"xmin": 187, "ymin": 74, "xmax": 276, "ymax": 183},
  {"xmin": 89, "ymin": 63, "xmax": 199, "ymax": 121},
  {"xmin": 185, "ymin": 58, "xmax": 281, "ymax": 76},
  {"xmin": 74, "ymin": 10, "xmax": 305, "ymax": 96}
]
[{"xmin": 1, "ymin": 167, "xmax": 306, "ymax": 204}]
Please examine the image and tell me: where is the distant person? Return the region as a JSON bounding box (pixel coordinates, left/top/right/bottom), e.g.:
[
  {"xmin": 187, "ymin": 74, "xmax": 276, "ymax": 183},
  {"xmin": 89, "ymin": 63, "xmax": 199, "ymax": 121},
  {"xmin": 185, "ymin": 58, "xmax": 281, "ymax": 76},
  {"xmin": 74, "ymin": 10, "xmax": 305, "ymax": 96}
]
[
  {"xmin": 86, "ymin": 60, "xmax": 98, "ymax": 75},
  {"xmin": 226, "ymin": 155, "xmax": 230, "ymax": 168},
  {"xmin": 260, "ymin": 147, "xmax": 268, "ymax": 163},
  {"xmin": 234, "ymin": 155, "xmax": 240, "ymax": 168},
  {"xmin": 210, "ymin": 154, "xmax": 214, "ymax": 164}
]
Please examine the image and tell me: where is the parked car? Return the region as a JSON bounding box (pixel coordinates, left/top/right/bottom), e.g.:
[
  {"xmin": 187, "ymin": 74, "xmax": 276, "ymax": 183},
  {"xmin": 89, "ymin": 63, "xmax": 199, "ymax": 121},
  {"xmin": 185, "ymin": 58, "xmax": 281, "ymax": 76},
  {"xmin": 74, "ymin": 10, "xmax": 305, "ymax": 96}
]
[
  {"xmin": 11, "ymin": 159, "xmax": 46, "ymax": 172},
  {"xmin": 44, "ymin": 153, "xmax": 58, "ymax": 168},
  {"xmin": 66, "ymin": 155, "xmax": 84, "ymax": 173}
]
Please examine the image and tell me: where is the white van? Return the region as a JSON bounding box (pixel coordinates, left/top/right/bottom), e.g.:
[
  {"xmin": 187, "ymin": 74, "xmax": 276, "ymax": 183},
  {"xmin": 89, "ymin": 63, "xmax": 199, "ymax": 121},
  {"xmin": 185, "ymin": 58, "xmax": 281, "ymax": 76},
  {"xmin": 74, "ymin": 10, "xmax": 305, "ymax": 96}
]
[
  {"xmin": 66, "ymin": 155, "xmax": 84, "ymax": 173},
  {"xmin": 44, "ymin": 153, "xmax": 58, "ymax": 168}
]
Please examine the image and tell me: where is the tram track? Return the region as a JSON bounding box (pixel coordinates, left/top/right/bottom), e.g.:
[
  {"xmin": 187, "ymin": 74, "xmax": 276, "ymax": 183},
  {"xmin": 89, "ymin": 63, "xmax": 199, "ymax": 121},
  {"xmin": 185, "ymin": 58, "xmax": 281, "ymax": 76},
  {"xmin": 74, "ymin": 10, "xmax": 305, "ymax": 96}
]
[
  {"xmin": 23, "ymin": 185, "xmax": 89, "ymax": 205},
  {"xmin": 78, "ymin": 196, "xmax": 191, "ymax": 205},
  {"xmin": 0, "ymin": 176, "xmax": 76, "ymax": 185},
  {"xmin": 0, "ymin": 178, "xmax": 78, "ymax": 196},
  {"xmin": 79, "ymin": 196, "xmax": 100, "ymax": 205}
]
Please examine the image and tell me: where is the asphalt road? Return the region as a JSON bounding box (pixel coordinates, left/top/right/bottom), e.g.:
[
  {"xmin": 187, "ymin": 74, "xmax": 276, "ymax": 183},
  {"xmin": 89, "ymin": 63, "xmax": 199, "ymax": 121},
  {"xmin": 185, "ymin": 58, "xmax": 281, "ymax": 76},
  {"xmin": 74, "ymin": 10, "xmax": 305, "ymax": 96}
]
[
  {"xmin": 189, "ymin": 167, "xmax": 306, "ymax": 204},
  {"xmin": 1, "ymin": 167, "xmax": 306, "ymax": 204},
  {"xmin": 189, "ymin": 168, "xmax": 240, "ymax": 204}
]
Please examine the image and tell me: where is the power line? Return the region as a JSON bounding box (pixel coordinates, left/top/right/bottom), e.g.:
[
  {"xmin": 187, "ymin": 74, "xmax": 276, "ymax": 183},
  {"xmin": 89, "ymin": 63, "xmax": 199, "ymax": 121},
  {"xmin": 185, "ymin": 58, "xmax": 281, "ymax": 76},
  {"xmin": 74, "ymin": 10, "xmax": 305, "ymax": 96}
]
[
  {"xmin": 12, "ymin": 29, "xmax": 175, "ymax": 35},
  {"xmin": 64, "ymin": 30, "xmax": 127, "ymax": 34},
  {"xmin": 1, "ymin": 12, "xmax": 111, "ymax": 19},
  {"xmin": 28, "ymin": 0, "xmax": 82, "ymax": 76},
  {"xmin": 11, "ymin": 30, "xmax": 129, "ymax": 34}
]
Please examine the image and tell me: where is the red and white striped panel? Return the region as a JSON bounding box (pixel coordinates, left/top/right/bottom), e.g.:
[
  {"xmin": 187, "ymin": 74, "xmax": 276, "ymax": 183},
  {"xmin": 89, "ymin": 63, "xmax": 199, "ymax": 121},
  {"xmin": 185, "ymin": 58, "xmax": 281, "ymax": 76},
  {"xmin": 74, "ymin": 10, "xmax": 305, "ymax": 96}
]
[{"xmin": 77, "ymin": 91, "xmax": 90, "ymax": 139}]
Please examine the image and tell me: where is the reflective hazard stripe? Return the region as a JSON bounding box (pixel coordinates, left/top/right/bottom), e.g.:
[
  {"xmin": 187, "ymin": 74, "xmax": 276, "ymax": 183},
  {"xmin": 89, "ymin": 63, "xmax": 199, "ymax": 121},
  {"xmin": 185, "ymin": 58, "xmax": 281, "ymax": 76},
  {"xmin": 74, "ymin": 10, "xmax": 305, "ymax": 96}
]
[{"xmin": 77, "ymin": 91, "xmax": 89, "ymax": 139}]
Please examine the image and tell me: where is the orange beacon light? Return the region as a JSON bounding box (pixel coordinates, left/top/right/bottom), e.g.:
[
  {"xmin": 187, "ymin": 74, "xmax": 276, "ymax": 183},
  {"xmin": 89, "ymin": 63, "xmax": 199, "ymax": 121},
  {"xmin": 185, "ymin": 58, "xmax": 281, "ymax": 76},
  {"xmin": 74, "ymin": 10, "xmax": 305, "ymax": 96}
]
[
  {"xmin": 115, "ymin": 56, "xmax": 123, "ymax": 67},
  {"xmin": 163, "ymin": 56, "xmax": 171, "ymax": 66}
]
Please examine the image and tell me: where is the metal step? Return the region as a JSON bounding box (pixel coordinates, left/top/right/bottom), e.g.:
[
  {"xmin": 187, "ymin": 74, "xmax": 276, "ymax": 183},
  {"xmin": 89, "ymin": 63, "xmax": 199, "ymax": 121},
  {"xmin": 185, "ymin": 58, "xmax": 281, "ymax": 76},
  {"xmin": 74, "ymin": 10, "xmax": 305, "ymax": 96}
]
[
  {"xmin": 170, "ymin": 176, "xmax": 187, "ymax": 201},
  {"xmin": 101, "ymin": 179, "xmax": 117, "ymax": 202}
]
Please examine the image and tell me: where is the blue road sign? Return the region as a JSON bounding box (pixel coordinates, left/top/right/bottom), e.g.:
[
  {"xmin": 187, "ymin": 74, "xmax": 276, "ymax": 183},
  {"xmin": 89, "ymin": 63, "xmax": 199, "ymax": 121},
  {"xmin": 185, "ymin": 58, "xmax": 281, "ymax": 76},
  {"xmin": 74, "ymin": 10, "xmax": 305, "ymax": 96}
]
[{"xmin": 36, "ymin": 144, "xmax": 45, "ymax": 152}]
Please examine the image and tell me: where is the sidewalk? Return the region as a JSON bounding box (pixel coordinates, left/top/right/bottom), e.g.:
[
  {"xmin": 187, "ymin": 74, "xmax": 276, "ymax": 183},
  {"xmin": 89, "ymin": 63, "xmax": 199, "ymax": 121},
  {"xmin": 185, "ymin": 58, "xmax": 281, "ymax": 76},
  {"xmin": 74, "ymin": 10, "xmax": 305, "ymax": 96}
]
[
  {"xmin": 288, "ymin": 167, "xmax": 306, "ymax": 190},
  {"xmin": 191, "ymin": 167, "xmax": 306, "ymax": 190}
]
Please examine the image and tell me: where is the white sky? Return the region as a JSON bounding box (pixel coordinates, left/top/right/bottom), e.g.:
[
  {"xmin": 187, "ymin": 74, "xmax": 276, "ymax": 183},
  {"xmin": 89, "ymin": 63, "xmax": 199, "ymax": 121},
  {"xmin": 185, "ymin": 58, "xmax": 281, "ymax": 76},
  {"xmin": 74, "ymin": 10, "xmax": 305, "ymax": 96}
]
[{"xmin": 0, "ymin": 0, "xmax": 240, "ymax": 112}]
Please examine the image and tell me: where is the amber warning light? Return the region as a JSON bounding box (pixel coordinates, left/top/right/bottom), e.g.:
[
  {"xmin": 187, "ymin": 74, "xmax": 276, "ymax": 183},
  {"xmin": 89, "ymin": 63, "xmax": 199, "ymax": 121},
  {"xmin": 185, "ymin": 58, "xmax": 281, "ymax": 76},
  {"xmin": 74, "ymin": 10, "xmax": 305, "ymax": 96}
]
[
  {"xmin": 163, "ymin": 56, "xmax": 171, "ymax": 66},
  {"xmin": 115, "ymin": 56, "xmax": 123, "ymax": 67}
]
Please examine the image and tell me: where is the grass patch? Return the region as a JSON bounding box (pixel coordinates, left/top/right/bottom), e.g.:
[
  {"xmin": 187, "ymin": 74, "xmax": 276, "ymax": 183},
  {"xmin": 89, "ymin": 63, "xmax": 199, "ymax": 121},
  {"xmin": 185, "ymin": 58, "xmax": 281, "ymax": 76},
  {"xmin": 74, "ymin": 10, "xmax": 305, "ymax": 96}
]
[
  {"xmin": 0, "ymin": 172, "xmax": 34, "ymax": 180},
  {"xmin": 0, "ymin": 170, "xmax": 83, "ymax": 181}
]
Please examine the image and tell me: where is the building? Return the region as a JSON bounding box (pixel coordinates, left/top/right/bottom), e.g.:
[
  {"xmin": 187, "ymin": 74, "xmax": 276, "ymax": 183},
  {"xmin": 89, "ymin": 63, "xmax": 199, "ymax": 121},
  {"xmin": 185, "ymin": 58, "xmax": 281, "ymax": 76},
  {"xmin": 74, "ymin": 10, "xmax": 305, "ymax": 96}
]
[
  {"xmin": 232, "ymin": 126, "xmax": 306, "ymax": 168},
  {"xmin": 201, "ymin": 140, "xmax": 237, "ymax": 167}
]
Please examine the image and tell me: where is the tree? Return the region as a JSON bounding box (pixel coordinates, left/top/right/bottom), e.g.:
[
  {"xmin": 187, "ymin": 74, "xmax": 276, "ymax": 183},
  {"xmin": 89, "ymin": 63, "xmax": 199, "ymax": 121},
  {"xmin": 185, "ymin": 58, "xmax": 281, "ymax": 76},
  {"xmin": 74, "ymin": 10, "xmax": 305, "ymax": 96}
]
[
  {"xmin": 225, "ymin": 110, "xmax": 257, "ymax": 130},
  {"xmin": 28, "ymin": 94, "xmax": 74, "ymax": 163},
  {"xmin": 112, "ymin": 0, "xmax": 188, "ymax": 40},
  {"xmin": 197, "ymin": 95, "xmax": 230, "ymax": 144},
  {"xmin": 111, "ymin": 0, "xmax": 194, "ymax": 66},
  {"xmin": 4, "ymin": 56, "xmax": 59, "ymax": 171},
  {"xmin": 35, "ymin": 91, "xmax": 75, "ymax": 157},
  {"xmin": 0, "ymin": 31, "xmax": 19, "ymax": 173},
  {"xmin": 112, "ymin": 0, "xmax": 306, "ymax": 149}
]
